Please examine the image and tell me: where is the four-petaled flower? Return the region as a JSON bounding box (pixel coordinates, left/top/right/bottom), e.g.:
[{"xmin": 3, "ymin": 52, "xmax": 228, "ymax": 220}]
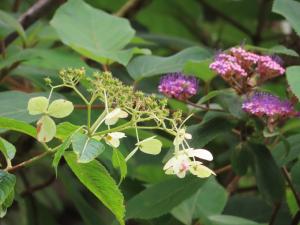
[
  {"xmin": 28, "ymin": 97, "xmax": 74, "ymax": 142},
  {"xmin": 163, "ymin": 148, "xmax": 215, "ymax": 178}
]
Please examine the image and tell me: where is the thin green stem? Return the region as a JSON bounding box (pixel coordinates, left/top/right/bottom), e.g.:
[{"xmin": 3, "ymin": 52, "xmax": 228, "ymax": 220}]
[{"xmin": 94, "ymin": 121, "xmax": 134, "ymax": 136}]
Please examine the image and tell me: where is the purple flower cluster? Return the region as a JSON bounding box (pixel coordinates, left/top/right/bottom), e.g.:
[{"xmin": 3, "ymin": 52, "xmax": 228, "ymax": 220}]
[
  {"xmin": 209, "ymin": 47, "xmax": 285, "ymax": 80},
  {"xmin": 158, "ymin": 72, "xmax": 199, "ymax": 100},
  {"xmin": 242, "ymin": 92, "xmax": 295, "ymax": 117}
]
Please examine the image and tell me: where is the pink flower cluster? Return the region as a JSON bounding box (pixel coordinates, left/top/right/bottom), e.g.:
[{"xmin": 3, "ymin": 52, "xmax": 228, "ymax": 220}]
[
  {"xmin": 158, "ymin": 72, "xmax": 199, "ymax": 100},
  {"xmin": 242, "ymin": 92, "xmax": 295, "ymax": 117},
  {"xmin": 210, "ymin": 47, "xmax": 285, "ymax": 80}
]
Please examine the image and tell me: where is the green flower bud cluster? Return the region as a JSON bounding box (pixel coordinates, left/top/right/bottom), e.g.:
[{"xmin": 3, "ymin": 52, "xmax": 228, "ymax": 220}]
[
  {"xmin": 59, "ymin": 67, "xmax": 85, "ymax": 86},
  {"xmin": 90, "ymin": 71, "xmax": 178, "ymax": 126}
]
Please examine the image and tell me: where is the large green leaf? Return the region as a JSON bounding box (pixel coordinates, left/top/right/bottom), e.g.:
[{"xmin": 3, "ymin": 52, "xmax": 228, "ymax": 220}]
[
  {"xmin": 171, "ymin": 178, "xmax": 228, "ymax": 225},
  {"xmin": 50, "ymin": 0, "xmax": 138, "ymax": 65},
  {"xmin": 250, "ymin": 144, "xmax": 285, "ymax": 203},
  {"xmin": 0, "ymin": 117, "xmax": 36, "ymax": 137},
  {"xmin": 127, "ymin": 47, "xmax": 212, "ymax": 81},
  {"xmin": 183, "ymin": 59, "xmax": 216, "ymax": 82},
  {"xmin": 71, "ymin": 132, "xmax": 105, "ymax": 163},
  {"xmin": 126, "ymin": 176, "xmax": 206, "ymax": 219},
  {"xmin": 64, "ymin": 152, "xmax": 125, "ymax": 225},
  {"xmin": 208, "ymin": 215, "xmax": 261, "ymax": 225},
  {"xmin": 0, "ymin": 10, "xmax": 26, "ymax": 42},
  {"xmin": 273, "ymin": 0, "xmax": 300, "ymax": 35},
  {"xmin": 60, "ymin": 169, "xmax": 106, "ymax": 225},
  {"xmin": 286, "ymin": 66, "xmax": 300, "ymax": 100},
  {"xmin": 112, "ymin": 149, "xmax": 127, "ymax": 181}
]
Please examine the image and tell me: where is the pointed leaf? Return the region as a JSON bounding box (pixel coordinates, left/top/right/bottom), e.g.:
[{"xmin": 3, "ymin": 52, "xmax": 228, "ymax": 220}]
[
  {"xmin": 0, "ymin": 117, "xmax": 36, "ymax": 137},
  {"xmin": 71, "ymin": 132, "xmax": 105, "ymax": 163},
  {"xmin": 112, "ymin": 149, "xmax": 127, "ymax": 181},
  {"xmin": 64, "ymin": 152, "xmax": 125, "ymax": 225}
]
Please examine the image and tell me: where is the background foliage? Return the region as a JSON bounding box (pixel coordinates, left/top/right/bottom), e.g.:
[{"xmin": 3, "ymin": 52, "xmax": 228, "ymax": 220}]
[{"xmin": 1, "ymin": 0, "xmax": 300, "ymax": 225}]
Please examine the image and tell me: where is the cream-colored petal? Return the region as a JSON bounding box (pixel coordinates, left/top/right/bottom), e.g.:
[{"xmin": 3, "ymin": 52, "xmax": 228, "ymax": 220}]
[
  {"xmin": 28, "ymin": 97, "xmax": 49, "ymax": 115},
  {"xmin": 188, "ymin": 148, "xmax": 213, "ymax": 161},
  {"xmin": 48, "ymin": 99, "xmax": 74, "ymax": 118},
  {"xmin": 36, "ymin": 115, "xmax": 56, "ymax": 143}
]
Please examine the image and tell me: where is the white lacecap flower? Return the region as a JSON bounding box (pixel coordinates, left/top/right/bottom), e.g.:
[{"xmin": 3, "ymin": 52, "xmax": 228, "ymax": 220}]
[
  {"xmin": 173, "ymin": 128, "xmax": 192, "ymax": 146},
  {"xmin": 104, "ymin": 132, "xmax": 126, "ymax": 148},
  {"xmin": 163, "ymin": 148, "xmax": 215, "ymax": 178},
  {"xmin": 105, "ymin": 108, "xmax": 128, "ymax": 125},
  {"xmin": 28, "ymin": 96, "xmax": 74, "ymax": 142}
]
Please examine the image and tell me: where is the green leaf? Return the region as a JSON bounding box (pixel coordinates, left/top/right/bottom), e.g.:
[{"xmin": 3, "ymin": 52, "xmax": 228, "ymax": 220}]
[
  {"xmin": 0, "ymin": 9, "xmax": 26, "ymax": 42},
  {"xmin": 112, "ymin": 149, "xmax": 127, "ymax": 181},
  {"xmin": 52, "ymin": 135, "xmax": 73, "ymax": 174},
  {"xmin": 272, "ymin": 134, "xmax": 300, "ymax": 166},
  {"xmin": 127, "ymin": 47, "xmax": 212, "ymax": 81},
  {"xmin": 250, "ymin": 144, "xmax": 285, "ymax": 203},
  {"xmin": 208, "ymin": 215, "xmax": 261, "ymax": 225},
  {"xmin": 71, "ymin": 132, "xmax": 105, "ymax": 163},
  {"xmin": 60, "ymin": 169, "xmax": 106, "ymax": 225},
  {"xmin": 187, "ymin": 116, "xmax": 234, "ymax": 148},
  {"xmin": 231, "ymin": 144, "xmax": 252, "ymax": 176},
  {"xmin": 64, "ymin": 152, "xmax": 125, "ymax": 225},
  {"xmin": 56, "ymin": 122, "xmax": 80, "ymax": 141},
  {"xmin": 126, "ymin": 176, "xmax": 206, "ymax": 219},
  {"xmin": 0, "ymin": 171, "xmax": 15, "ymax": 218},
  {"xmin": 183, "ymin": 59, "xmax": 216, "ymax": 82},
  {"xmin": 197, "ymin": 89, "xmax": 232, "ymax": 105},
  {"xmin": 245, "ymin": 45, "xmax": 299, "ymax": 57},
  {"xmin": 171, "ymin": 178, "xmax": 228, "ymax": 225},
  {"xmin": 0, "ymin": 137, "xmax": 16, "ymax": 161},
  {"xmin": 0, "ymin": 117, "xmax": 36, "ymax": 138},
  {"xmin": 273, "ymin": 0, "xmax": 300, "ymax": 35},
  {"xmin": 286, "ymin": 66, "xmax": 300, "ymax": 100},
  {"xmin": 50, "ymin": 0, "xmax": 136, "ymax": 65}
]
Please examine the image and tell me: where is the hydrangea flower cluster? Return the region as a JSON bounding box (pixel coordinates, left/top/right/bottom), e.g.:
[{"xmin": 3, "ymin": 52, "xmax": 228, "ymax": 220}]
[
  {"xmin": 158, "ymin": 72, "xmax": 199, "ymax": 100},
  {"xmin": 242, "ymin": 92, "xmax": 295, "ymax": 117},
  {"xmin": 209, "ymin": 47, "xmax": 285, "ymax": 94}
]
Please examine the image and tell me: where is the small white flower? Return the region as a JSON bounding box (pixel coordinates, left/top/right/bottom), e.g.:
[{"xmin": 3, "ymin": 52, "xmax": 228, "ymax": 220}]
[
  {"xmin": 105, "ymin": 108, "xmax": 128, "ymax": 125},
  {"xmin": 104, "ymin": 132, "xmax": 126, "ymax": 148},
  {"xmin": 163, "ymin": 148, "xmax": 214, "ymax": 179},
  {"xmin": 173, "ymin": 128, "xmax": 192, "ymax": 146}
]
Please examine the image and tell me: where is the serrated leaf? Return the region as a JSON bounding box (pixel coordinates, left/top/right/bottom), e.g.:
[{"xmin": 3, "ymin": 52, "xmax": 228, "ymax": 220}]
[
  {"xmin": 71, "ymin": 132, "xmax": 105, "ymax": 163},
  {"xmin": 0, "ymin": 171, "xmax": 15, "ymax": 218},
  {"xmin": 64, "ymin": 152, "xmax": 125, "ymax": 225},
  {"xmin": 50, "ymin": 0, "xmax": 137, "ymax": 65},
  {"xmin": 126, "ymin": 176, "xmax": 206, "ymax": 219},
  {"xmin": 112, "ymin": 149, "xmax": 127, "ymax": 181},
  {"xmin": 127, "ymin": 47, "xmax": 212, "ymax": 81}
]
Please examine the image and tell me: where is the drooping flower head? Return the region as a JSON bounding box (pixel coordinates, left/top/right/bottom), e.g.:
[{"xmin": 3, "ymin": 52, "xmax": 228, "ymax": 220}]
[
  {"xmin": 158, "ymin": 72, "xmax": 199, "ymax": 100},
  {"xmin": 242, "ymin": 92, "xmax": 295, "ymax": 117}
]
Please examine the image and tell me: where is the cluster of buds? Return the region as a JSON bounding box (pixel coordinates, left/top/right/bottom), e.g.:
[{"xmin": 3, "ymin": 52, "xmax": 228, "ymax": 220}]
[
  {"xmin": 59, "ymin": 67, "xmax": 85, "ymax": 86},
  {"xmin": 209, "ymin": 47, "xmax": 285, "ymax": 94},
  {"xmin": 158, "ymin": 72, "xmax": 199, "ymax": 100}
]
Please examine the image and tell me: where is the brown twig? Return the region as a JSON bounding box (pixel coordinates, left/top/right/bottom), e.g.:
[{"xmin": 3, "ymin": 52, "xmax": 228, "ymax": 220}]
[
  {"xmin": 6, "ymin": 151, "xmax": 52, "ymax": 173},
  {"xmin": 74, "ymin": 104, "xmax": 104, "ymax": 110},
  {"xmin": 186, "ymin": 100, "xmax": 225, "ymax": 112},
  {"xmin": 21, "ymin": 175, "xmax": 56, "ymax": 197},
  {"xmin": 226, "ymin": 176, "xmax": 241, "ymax": 194},
  {"xmin": 282, "ymin": 167, "xmax": 300, "ymax": 208},
  {"xmin": 114, "ymin": 0, "xmax": 151, "ymax": 18},
  {"xmin": 215, "ymin": 164, "xmax": 232, "ymax": 175},
  {"xmin": 0, "ymin": 0, "xmax": 63, "ymax": 54},
  {"xmin": 269, "ymin": 202, "xmax": 282, "ymax": 225}
]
